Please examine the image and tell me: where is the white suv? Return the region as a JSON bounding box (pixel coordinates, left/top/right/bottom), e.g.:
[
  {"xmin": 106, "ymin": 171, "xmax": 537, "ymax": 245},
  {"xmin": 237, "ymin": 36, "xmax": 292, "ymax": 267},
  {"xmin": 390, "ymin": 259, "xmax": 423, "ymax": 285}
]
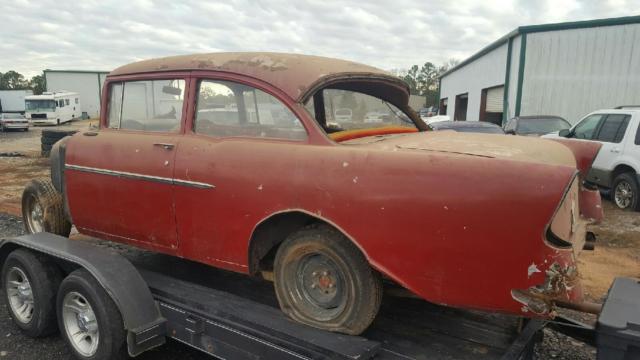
[{"xmin": 543, "ymin": 107, "xmax": 640, "ymax": 211}]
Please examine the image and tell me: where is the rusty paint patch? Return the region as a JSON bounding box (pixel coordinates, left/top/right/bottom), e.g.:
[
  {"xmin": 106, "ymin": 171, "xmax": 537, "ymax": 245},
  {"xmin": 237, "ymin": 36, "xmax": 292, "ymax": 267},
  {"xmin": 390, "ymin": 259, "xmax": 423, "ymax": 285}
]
[{"xmin": 511, "ymin": 261, "xmax": 579, "ymax": 315}]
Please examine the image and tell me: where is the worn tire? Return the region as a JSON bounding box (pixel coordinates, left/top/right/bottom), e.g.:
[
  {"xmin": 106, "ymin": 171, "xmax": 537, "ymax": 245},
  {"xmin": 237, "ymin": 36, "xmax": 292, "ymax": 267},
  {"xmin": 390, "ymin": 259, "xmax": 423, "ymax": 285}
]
[
  {"xmin": 2, "ymin": 249, "xmax": 63, "ymax": 337},
  {"xmin": 274, "ymin": 224, "xmax": 382, "ymax": 335},
  {"xmin": 612, "ymin": 172, "xmax": 639, "ymax": 211},
  {"xmin": 21, "ymin": 178, "xmax": 71, "ymax": 236},
  {"xmin": 57, "ymin": 269, "xmax": 127, "ymax": 360}
]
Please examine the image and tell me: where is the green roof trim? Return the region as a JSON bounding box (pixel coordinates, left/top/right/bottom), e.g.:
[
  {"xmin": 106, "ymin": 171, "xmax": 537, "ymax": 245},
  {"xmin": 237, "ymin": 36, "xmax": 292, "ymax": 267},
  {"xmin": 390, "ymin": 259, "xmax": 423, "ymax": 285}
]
[
  {"xmin": 502, "ymin": 37, "xmax": 513, "ymax": 125},
  {"xmin": 439, "ymin": 15, "xmax": 640, "ymax": 79},
  {"xmin": 44, "ymin": 69, "xmax": 110, "ymax": 74},
  {"xmin": 514, "ymin": 33, "xmax": 527, "ymax": 117}
]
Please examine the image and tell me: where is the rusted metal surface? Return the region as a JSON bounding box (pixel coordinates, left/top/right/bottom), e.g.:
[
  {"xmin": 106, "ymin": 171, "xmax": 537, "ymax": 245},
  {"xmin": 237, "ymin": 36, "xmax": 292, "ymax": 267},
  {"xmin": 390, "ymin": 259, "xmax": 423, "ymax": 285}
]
[
  {"xmin": 108, "ymin": 52, "xmax": 409, "ymax": 104},
  {"xmin": 64, "ymin": 53, "xmax": 604, "ymax": 321}
]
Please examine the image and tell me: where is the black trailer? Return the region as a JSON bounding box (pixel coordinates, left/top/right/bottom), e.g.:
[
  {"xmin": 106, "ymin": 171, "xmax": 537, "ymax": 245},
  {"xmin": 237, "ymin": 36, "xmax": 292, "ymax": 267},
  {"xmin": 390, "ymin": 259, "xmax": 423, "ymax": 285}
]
[{"xmin": 0, "ymin": 233, "xmax": 638, "ymax": 360}]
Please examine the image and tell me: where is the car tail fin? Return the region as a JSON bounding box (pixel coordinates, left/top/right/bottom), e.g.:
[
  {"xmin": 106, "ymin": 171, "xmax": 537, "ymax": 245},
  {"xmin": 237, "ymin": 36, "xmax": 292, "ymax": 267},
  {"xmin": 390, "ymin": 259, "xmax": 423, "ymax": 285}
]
[{"xmin": 547, "ymin": 139, "xmax": 602, "ymax": 180}]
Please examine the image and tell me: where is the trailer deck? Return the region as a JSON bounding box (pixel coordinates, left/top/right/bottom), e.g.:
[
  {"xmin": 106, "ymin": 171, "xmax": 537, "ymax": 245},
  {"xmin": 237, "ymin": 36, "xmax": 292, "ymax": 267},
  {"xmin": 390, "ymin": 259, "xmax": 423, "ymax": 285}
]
[{"xmin": 126, "ymin": 249, "xmax": 540, "ymax": 359}]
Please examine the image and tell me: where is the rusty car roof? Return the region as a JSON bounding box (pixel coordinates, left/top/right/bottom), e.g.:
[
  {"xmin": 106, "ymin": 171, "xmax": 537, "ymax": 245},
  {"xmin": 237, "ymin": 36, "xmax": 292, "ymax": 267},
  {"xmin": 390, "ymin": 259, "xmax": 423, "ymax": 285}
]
[{"xmin": 109, "ymin": 52, "xmax": 408, "ymax": 103}]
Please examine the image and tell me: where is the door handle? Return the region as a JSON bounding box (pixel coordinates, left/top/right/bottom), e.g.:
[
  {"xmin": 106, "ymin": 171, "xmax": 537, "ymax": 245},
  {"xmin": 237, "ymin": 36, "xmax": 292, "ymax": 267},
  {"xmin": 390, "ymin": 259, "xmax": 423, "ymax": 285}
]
[
  {"xmin": 611, "ymin": 147, "xmax": 621, "ymax": 153},
  {"xmin": 153, "ymin": 143, "xmax": 175, "ymax": 150}
]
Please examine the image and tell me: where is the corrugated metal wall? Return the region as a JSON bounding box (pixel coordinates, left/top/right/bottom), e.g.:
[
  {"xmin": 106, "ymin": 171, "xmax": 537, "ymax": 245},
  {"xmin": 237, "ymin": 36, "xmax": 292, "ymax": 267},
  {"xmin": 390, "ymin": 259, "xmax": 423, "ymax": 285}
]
[
  {"xmin": 46, "ymin": 72, "xmax": 108, "ymax": 118},
  {"xmin": 439, "ymin": 43, "xmax": 508, "ymax": 121},
  {"xmin": 521, "ymin": 24, "xmax": 640, "ymax": 124}
]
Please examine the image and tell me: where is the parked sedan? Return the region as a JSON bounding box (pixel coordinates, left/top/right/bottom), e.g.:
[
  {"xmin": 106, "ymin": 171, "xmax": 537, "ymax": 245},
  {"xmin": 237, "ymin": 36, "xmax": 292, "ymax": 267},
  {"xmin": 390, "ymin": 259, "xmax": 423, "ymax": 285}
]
[
  {"xmin": 429, "ymin": 120, "xmax": 505, "ymax": 134},
  {"xmin": 504, "ymin": 115, "xmax": 571, "ymax": 136},
  {"xmin": 0, "ymin": 113, "xmax": 29, "ymax": 131}
]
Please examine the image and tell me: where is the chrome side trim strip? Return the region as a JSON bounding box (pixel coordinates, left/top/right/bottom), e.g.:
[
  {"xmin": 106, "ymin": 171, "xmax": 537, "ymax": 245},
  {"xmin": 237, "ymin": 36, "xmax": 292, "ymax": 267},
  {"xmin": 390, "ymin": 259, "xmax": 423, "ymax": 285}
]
[{"xmin": 65, "ymin": 164, "xmax": 215, "ymax": 189}]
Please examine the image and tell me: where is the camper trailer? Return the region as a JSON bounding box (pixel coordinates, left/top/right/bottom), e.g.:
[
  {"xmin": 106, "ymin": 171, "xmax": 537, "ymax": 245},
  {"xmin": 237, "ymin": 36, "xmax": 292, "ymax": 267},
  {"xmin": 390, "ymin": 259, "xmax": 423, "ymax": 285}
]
[{"xmin": 25, "ymin": 91, "xmax": 80, "ymax": 125}]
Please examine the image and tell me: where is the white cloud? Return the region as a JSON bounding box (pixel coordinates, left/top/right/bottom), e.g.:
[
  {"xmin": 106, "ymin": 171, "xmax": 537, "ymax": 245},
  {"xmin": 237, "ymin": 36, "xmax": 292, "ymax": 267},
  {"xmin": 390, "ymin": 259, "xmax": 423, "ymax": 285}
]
[{"xmin": 0, "ymin": 0, "xmax": 635, "ymax": 77}]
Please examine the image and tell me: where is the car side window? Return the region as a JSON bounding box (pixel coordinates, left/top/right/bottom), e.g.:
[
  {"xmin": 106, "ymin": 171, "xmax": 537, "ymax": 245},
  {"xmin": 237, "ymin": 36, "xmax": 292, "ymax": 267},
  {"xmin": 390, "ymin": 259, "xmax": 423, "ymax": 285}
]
[
  {"xmin": 594, "ymin": 114, "xmax": 630, "ymax": 143},
  {"xmin": 194, "ymin": 80, "xmax": 307, "ymax": 141},
  {"xmin": 572, "ymin": 114, "xmax": 603, "ymax": 139},
  {"xmin": 107, "ymin": 79, "xmax": 185, "ymax": 132},
  {"xmin": 636, "ymin": 121, "xmax": 640, "ymax": 145}
]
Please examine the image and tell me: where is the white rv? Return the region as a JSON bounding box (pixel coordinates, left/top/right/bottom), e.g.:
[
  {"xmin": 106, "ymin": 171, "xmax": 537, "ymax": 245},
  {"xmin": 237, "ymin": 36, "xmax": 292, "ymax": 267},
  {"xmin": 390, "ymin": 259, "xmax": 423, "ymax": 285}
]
[{"xmin": 25, "ymin": 91, "xmax": 81, "ymax": 125}]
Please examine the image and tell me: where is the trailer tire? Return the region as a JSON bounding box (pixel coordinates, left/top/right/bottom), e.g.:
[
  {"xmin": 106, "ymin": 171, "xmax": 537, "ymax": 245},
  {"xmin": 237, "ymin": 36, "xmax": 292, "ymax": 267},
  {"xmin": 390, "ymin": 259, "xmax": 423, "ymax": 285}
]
[
  {"xmin": 1, "ymin": 249, "xmax": 63, "ymax": 337},
  {"xmin": 22, "ymin": 178, "xmax": 71, "ymax": 236},
  {"xmin": 57, "ymin": 269, "xmax": 127, "ymax": 360},
  {"xmin": 274, "ymin": 224, "xmax": 382, "ymax": 335}
]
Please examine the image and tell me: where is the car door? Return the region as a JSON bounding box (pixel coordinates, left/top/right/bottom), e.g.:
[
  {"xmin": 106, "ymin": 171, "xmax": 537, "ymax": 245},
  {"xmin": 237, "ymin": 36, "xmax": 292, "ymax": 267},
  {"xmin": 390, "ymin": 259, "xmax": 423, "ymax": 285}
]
[
  {"xmin": 172, "ymin": 77, "xmax": 308, "ymax": 270},
  {"xmin": 65, "ymin": 78, "xmax": 188, "ymax": 251},
  {"xmin": 578, "ymin": 113, "xmax": 629, "ymax": 187}
]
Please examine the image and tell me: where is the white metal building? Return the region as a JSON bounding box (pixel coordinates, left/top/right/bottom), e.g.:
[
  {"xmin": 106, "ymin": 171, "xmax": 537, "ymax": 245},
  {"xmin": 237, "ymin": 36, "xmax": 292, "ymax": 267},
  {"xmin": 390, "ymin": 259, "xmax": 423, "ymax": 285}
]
[
  {"xmin": 44, "ymin": 70, "xmax": 110, "ymax": 118},
  {"xmin": 438, "ymin": 16, "xmax": 640, "ymax": 125}
]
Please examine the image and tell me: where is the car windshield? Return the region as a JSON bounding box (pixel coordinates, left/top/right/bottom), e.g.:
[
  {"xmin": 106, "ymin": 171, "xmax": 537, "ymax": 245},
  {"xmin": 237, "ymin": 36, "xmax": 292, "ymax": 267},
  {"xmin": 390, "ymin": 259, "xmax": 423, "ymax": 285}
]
[
  {"xmin": 305, "ymin": 89, "xmax": 417, "ymax": 135},
  {"xmin": 518, "ymin": 117, "xmax": 570, "ymax": 134},
  {"xmin": 25, "ymin": 100, "xmax": 56, "ymax": 112}
]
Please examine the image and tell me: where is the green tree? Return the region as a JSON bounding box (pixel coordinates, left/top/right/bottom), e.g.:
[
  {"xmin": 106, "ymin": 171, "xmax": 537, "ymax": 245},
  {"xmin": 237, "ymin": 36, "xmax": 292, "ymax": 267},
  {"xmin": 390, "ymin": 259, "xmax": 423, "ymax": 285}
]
[
  {"xmin": 0, "ymin": 70, "xmax": 28, "ymax": 89},
  {"xmin": 29, "ymin": 74, "xmax": 46, "ymax": 95}
]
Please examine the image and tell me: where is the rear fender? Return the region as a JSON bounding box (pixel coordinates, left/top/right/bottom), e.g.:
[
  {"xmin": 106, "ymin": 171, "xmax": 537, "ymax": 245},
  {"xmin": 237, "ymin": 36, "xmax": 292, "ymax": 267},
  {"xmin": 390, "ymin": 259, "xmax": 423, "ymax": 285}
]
[
  {"xmin": 549, "ymin": 138, "xmax": 604, "ymax": 223},
  {"xmin": 548, "ymin": 139, "xmax": 601, "ymax": 180}
]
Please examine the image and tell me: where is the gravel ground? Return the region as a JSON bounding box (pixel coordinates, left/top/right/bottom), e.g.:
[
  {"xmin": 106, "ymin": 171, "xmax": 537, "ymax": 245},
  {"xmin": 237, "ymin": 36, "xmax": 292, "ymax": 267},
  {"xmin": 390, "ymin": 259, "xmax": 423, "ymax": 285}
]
[{"xmin": 0, "ymin": 212, "xmax": 598, "ymax": 359}]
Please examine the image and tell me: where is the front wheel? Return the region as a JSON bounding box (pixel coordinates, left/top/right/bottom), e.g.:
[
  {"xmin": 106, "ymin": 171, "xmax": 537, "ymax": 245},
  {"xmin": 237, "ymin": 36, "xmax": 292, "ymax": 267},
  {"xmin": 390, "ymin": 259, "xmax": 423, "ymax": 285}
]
[
  {"xmin": 22, "ymin": 178, "xmax": 71, "ymax": 236},
  {"xmin": 612, "ymin": 172, "xmax": 639, "ymax": 211},
  {"xmin": 274, "ymin": 225, "xmax": 382, "ymax": 335}
]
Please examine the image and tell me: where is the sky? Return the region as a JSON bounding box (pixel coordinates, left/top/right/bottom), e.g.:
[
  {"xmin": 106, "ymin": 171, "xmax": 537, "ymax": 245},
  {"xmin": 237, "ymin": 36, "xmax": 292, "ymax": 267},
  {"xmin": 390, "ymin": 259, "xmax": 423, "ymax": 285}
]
[{"xmin": 0, "ymin": 0, "xmax": 638, "ymax": 78}]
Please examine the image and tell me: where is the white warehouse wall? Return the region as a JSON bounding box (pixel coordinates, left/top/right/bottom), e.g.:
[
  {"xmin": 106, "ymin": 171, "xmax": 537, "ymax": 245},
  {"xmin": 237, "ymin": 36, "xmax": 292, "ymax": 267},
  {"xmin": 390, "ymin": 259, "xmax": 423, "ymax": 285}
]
[
  {"xmin": 440, "ymin": 42, "xmax": 508, "ymax": 121},
  {"xmin": 521, "ymin": 23, "xmax": 640, "ymax": 124},
  {"xmin": 45, "ymin": 71, "xmax": 109, "ymax": 118}
]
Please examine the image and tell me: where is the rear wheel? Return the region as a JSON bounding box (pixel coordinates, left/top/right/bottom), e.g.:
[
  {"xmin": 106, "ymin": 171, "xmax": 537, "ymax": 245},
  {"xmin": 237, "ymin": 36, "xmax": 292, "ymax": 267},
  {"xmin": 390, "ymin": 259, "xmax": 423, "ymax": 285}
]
[
  {"xmin": 22, "ymin": 178, "xmax": 71, "ymax": 236},
  {"xmin": 612, "ymin": 172, "xmax": 639, "ymax": 211},
  {"xmin": 274, "ymin": 225, "xmax": 382, "ymax": 335},
  {"xmin": 57, "ymin": 269, "xmax": 127, "ymax": 360},
  {"xmin": 1, "ymin": 249, "xmax": 62, "ymax": 337}
]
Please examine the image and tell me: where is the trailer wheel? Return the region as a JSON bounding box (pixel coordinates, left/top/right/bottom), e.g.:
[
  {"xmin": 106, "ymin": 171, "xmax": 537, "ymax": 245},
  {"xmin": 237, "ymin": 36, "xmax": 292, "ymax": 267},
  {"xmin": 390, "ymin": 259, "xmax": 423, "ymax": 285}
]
[
  {"xmin": 22, "ymin": 178, "xmax": 71, "ymax": 236},
  {"xmin": 57, "ymin": 269, "xmax": 126, "ymax": 360},
  {"xmin": 1, "ymin": 249, "xmax": 62, "ymax": 337},
  {"xmin": 274, "ymin": 224, "xmax": 382, "ymax": 335}
]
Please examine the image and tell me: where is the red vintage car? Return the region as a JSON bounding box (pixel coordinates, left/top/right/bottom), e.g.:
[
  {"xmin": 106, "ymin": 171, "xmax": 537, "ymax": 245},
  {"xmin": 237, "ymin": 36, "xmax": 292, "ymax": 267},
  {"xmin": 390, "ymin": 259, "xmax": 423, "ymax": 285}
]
[{"xmin": 23, "ymin": 53, "xmax": 603, "ymax": 335}]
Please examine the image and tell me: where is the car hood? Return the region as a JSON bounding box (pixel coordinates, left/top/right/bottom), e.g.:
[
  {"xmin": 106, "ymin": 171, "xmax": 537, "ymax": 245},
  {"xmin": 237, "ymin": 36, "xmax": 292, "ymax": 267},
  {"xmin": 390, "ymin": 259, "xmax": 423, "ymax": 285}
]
[{"xmin": 346, "ymin": 131, "xmax": 577, "ymax": 168}]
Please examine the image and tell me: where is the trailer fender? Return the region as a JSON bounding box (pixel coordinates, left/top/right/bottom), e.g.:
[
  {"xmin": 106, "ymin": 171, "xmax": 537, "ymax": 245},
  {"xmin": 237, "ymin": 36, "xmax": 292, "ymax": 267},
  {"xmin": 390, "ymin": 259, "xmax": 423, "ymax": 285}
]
[{"xmin": 0, "ymin": 233, "xmax": 166, "ymax": 356}]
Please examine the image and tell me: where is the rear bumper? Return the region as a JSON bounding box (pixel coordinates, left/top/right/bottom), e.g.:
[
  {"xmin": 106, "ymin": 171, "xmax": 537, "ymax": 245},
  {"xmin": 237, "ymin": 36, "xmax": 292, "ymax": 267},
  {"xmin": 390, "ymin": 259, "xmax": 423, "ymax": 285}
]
[{"xmin": 30, "ymin": 119, "xmax": 57, "ymax": 125}]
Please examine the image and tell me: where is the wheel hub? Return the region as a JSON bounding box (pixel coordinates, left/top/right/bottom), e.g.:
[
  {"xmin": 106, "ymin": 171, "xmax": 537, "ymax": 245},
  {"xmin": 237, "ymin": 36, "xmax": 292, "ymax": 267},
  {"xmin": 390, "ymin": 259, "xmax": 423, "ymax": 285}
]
[
  {"xmin": 62, "ymin": 292, "xmax": 99, "ymax": 357},
  {"xmin": 615, "ymin": 181, "xmax": 634, "ymax": 208},
  {"xmin": 26, "ymin": 196, "xmax": 44, "ymax": 233},
  {"xmin": 5, "ymin": 267, "xmax": 34, "ymax": 324},
  {"xmin": 298, "ymin": 255, "xmax": 344, "ymax": 309}
]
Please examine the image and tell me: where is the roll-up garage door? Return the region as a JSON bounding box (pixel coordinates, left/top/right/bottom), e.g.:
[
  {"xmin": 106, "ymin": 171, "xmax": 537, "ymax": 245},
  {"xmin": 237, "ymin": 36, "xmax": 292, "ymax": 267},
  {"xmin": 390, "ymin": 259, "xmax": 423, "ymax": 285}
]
[{"xmin": 485, "ymin": 86, "xmax": 504, "ymax": 112}]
